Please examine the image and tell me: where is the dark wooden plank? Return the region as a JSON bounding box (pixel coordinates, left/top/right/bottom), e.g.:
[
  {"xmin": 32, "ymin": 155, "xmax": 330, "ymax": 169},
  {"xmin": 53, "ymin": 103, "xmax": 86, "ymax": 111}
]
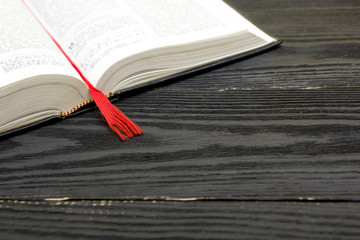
[
  {"xmin": 1, "ymin": 89, "xmax": 359, "ymax": 200},
  {"xmin": 1, "ymin": 200, "xmax": 359, "ymax": 240},
  {"xmin": 226, "ymin": 0, "xmax": 360, "ymax": 38},
  {"xmin": 227, "ymin": 0, "xmax": 360, "ymax": 11}
]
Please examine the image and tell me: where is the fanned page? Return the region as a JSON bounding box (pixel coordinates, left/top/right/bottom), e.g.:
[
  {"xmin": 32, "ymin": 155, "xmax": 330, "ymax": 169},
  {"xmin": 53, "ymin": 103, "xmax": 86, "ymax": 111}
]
[
  {"xmin": 0, "ymin": 0, "xmax": 90, "ymax": 134},
  {"xmin": 24, "ymin": 0, "xmax": 276, "ymax": 95}
]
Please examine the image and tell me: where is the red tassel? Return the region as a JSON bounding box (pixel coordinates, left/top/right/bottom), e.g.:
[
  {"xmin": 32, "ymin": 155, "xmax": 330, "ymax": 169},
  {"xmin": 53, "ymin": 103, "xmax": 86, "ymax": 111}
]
[
  {"xmin": 73, "ymin": 64, "xmax": 144, "ymax": 140},
  {"xmin": 87, "ymin": 86, "xmax": 144, "ymax": 140}
]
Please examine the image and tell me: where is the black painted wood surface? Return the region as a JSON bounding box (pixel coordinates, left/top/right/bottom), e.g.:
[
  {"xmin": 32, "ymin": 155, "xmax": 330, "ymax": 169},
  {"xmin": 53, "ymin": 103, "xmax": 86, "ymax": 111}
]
[
  {"xmin": 1, "ymin": 200, "xmax": 359, "ymax": 240},
  {"xmin": 1, "ymin": 0, "xmax": 359, "ymax": 239}
]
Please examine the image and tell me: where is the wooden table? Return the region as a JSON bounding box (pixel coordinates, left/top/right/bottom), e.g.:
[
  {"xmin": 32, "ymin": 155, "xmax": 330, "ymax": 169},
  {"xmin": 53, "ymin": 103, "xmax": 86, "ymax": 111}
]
[{"xmin": 1, "ymin": 0, "xmax": 359, "ymax": 239}]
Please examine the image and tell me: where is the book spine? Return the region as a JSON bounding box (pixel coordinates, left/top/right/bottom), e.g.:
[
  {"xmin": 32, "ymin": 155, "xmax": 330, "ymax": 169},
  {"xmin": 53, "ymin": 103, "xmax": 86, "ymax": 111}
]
[{"xmin": 61, "ymin": 98, "xmax": 94, "ymax": 117}]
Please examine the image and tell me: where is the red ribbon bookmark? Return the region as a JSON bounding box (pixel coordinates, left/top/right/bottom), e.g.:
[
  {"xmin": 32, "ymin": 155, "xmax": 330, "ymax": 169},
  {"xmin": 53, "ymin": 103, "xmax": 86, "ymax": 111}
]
[
  {"xmin": 52, "ymin": 34, "xmax": 144, "ymax": 140},
  {"xmin": 54, "ymin": 43, "xmax": 144, "ymax": 140},
  {"xmin": 23, "ymin": 0, "xmax": 144, "ymax": 140}
]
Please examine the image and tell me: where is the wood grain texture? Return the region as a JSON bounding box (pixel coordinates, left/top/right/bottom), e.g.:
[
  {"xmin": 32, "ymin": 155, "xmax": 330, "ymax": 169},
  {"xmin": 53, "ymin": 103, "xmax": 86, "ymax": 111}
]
[
  {"xmin": 1, "ymin": 200, "xmax": 359, "ymax": 240},
  {"xmin": 1, "ymin": 88, "xmax": 360, "ymax": 200},
  {"xmin": 0, "ymin": 0, "xmax": 360, "ymax": 239}
]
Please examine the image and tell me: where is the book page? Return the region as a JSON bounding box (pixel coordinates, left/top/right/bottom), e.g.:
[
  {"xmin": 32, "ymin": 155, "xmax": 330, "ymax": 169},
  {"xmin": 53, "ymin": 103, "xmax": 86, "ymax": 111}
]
[
  {"xmin": 24, "ymin": 0, "xmax": 155, "ymax": 86},
  {"xmin": 24, "ymin": 0, "xmax": 274, "ymax": 88},
  {"xmin": 0, "ymin": 0, "xmax": 81, "ymax": 88}
]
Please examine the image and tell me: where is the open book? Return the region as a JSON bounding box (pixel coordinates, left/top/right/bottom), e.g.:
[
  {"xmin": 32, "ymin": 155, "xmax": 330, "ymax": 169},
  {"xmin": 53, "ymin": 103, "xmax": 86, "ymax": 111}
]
[{"xmin": 0, "ymin": 0, "xmax": 280, "ymax": 139}]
